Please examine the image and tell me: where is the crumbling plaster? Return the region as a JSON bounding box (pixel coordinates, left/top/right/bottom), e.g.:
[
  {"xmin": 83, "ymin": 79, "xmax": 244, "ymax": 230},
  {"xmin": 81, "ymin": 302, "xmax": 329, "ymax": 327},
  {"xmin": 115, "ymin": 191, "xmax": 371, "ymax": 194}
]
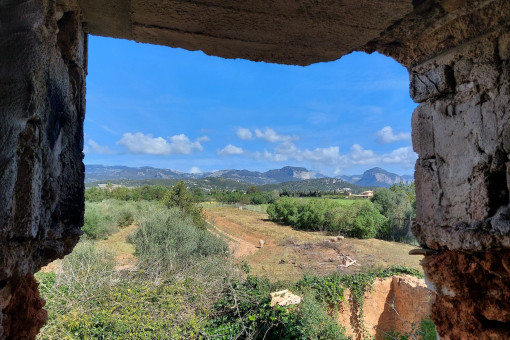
[{"xmin": 0, "ymin": 0, "xmax": 509, "ymax": 338}]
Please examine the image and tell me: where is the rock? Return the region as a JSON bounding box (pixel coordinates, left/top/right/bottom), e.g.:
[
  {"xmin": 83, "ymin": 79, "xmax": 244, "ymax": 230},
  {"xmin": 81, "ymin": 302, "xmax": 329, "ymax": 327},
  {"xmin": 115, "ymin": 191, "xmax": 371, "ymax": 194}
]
[
  {"xmin": 270, "ymin": 290, "xmax": 302, "ymax": 307},
  {"xmin": 337, "ymin": 275, "xmax": 432, "ymax": 339}
]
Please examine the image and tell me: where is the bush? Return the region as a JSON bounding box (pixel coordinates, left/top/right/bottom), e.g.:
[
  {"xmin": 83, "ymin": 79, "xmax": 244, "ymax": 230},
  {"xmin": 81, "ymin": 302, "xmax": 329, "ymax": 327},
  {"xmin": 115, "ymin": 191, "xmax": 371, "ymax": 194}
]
[
  {"xmin": 347, "ymin": 200, "xmax": 387, "ymax": 239},
  {"xmin": 82, "ymin": 200, "xmax": 142, "ymax": 239},
  {"xmin": 163, "ymin": 181, "xmax": 208, "ymax": 229},
  {"xmin": 82, "ymin": 202, "xmax": 118, "ymax": 239},
  {"xmin": 117, "ymin": 205, "xmax": 135, "ymax": 227},
  {"xmin": 37, "ymin": 249, "xmax": 236, "ymax": 339},
  {"xmin": 206, "ymin": 276, "xmax": 347, "ymax": 340},
  {"xmin": 130, "ymin": 205, "xmax": 228, "ymax": 275},
  {"xmin": 267, "ymin": 198, "xmax": 388, "ymax": 238}
]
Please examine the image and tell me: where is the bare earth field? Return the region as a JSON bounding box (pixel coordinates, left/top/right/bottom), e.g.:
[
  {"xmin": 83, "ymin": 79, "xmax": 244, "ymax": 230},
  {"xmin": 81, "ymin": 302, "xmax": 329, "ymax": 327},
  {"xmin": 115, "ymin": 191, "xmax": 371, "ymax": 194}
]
[{"xmin": 205, "ymin": 206, "xmax": 423, "ymax": 282}]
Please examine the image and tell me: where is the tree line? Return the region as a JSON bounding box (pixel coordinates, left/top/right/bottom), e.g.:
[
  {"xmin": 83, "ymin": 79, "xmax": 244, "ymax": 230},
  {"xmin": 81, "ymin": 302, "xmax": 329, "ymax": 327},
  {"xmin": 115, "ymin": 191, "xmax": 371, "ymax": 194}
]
[{"xmin": 267, "ymin": 183, "xmax": 416, "ymax": 240}]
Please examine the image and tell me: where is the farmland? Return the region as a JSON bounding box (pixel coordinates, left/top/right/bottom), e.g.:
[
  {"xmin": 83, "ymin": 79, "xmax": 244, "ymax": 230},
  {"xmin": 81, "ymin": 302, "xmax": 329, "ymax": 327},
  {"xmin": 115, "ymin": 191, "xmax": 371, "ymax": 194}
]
[
  {"xmin": 205, "ymin": 206, "xmax": 421, "ymax": 282},
  {"xmin": 36, "ymin": 183, "xmax": 427, "ymax": 339}
]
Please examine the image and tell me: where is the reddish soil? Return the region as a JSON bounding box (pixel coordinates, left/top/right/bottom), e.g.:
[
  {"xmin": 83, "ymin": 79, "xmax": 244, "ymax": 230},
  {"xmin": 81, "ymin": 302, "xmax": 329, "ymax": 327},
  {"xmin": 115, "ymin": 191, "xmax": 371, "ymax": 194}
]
[
  {"xmin": 205, "ymin": 207, "xmax": 422, "ymax": 282},
  {"xmin": 1, "ymin": 275, "xmax": 47, "ymax": 340}
]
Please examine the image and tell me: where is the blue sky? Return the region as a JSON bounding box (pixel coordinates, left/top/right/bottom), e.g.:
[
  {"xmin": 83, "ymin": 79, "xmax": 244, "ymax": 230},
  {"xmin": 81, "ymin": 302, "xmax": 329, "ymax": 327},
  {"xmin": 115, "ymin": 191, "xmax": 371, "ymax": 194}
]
[{"xmin": 84, "ymin": 36, "xmax": 418, "ymax": 176}]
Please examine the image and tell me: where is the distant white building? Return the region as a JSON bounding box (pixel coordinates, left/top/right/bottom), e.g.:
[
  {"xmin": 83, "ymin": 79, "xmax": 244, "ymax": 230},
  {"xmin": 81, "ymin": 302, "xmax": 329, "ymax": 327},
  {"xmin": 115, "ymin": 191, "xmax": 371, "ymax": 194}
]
[
  {"xmin": 352, "ymin": 190, "xmax": 374, "ymax": 199},
  {"xmin": 97, "ymin": 183, "xmax": 123, "ymax": 191}
]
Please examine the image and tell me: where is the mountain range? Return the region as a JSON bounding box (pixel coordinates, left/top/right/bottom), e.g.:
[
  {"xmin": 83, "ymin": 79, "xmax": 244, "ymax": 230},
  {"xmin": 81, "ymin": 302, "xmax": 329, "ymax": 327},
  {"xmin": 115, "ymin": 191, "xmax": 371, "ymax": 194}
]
[
  {"xmin": 85, "ymin": 165, "xmax": 327, "ymax": 185},
  {"xmin": 338, "ymin": 167, "xmax": 414, "ymax": 187},
  {"xmin": 85, "ymin": 165, "xmax": 412, "ymax": 188}
]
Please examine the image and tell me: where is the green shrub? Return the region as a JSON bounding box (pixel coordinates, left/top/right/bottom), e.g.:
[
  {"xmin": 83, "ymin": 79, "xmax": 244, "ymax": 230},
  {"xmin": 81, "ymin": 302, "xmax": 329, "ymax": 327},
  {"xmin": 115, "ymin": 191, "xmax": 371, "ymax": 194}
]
[
  {"xmin": 37, "ymin": 239, "xmax": 238, "ymax": 339},
  {"xmin": 267, "ymin": 198, "xmax": 388, "ymax": 238},
  {"xmin": 131, "ymin": 205, "xmax": 228, "ymax": 275},
  {"xmin": 117, "ymin": 205, "xmax": 135, "ymax": 227},
  {"xmin": 163, "ymin": 181, "xmax": 208, "ymax": 229},
  {"xmin": 206, "ymin": 276, "xmax": 347, "ymax": 340},
  {"xmin": 82, "ymin": 202, "xmax": 118, "ymax": 239},
  {"xmin": 383, "ymin": 318, "xmax": 437, "ymax": 340}
]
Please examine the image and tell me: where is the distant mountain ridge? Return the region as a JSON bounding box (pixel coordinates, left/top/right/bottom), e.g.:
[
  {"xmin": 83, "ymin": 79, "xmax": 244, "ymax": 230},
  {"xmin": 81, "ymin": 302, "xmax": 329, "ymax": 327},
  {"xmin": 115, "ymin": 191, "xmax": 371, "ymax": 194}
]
[
  {"xmin": 85, "ymin": 165, "xmax": 327, "ymax": 185},
  {"xmin": 85, "ymin": 165, "xmax": 412, "ymax": 188},
  {"xmin": 338, "ymin": 167, "xmax": 413, "ymax": 188}
]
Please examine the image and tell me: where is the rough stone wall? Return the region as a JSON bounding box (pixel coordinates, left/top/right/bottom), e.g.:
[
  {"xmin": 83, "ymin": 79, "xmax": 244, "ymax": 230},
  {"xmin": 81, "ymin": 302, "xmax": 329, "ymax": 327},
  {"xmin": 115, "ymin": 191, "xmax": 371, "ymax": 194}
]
[
  {"xmin": 0, "ymin": 0, "xmax": 86, "ymax": 338},
  {"xmin": 0, "ymin": 0, "xmax": 508, "ymax": 339},
  {"xmin": 337, "ymin": 275, "xmax": 431, "ymax": 340},
  {"xmin": 77, "ymin": 0, "xmax": 414, "ymax": 66},
  {"xmin": 363, "ymin": 1, "xmax": 510, "ymax": 338},
  {"xmin": 410, "ymin": 30, "xmax": 510, "ymax": 338}
]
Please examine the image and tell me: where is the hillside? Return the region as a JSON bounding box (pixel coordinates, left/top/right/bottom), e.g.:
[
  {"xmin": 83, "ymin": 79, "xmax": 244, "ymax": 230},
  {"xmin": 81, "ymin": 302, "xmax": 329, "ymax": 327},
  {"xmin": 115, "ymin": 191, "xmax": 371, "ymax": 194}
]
[
  {"xmin": 85, "ymin": 177, "xmax": 251, "ymax": 191},
  {"xmin": 258, "ymin": 178, "xmax": 365, "ymax": 194},
  {"xmin": 85, "ymin": 164, "xmax": 326, "ymax": 185},
  {"xmin": 85, "ymin": 165, "xmax": 412, "ymax": 190},
  {"xmin": 339, "ymin": 167, "xmax": 413, "ymax": 188}
]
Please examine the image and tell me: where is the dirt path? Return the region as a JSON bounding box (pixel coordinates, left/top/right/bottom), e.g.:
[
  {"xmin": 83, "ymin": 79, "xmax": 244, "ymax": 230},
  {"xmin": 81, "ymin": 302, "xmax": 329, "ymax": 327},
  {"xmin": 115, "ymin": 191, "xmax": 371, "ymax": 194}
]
[
  {"xmin": 205, "ymin": 206, "xmax": 423, "ymax": 282},
  {"xmin": 97, "ymin": 224, "xmax": 138, "ymax": 270},
  {"xmin": 205, "ymin": 211, "xmax": 259, "ymax": 258}
]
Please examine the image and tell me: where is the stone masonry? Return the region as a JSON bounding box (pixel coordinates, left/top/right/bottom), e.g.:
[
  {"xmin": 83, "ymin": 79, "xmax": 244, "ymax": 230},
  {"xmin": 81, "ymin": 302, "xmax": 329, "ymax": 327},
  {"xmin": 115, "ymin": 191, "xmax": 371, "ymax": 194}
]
[
  {"xmin": 0, "ymin": 0, "xmax": 509, "ymax": 338},
  {"xmin": 0, "ymin": 0, "xmax": 86, "ymax": 337}
]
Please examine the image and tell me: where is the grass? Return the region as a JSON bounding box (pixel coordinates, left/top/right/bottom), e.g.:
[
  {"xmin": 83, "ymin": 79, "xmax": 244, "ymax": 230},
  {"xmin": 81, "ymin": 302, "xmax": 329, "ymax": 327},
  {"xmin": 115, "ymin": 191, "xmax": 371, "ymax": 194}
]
[
  {"xmin": 98, "ymin": 224, "xmax": 138, "ymax": 269},
  {"xmin": 205, "ymin": 206, "xmax": 422, "ymax": 282},
  {"xmin": 37, "ymin": 202, "xmax": 239, "ymax": 339}
]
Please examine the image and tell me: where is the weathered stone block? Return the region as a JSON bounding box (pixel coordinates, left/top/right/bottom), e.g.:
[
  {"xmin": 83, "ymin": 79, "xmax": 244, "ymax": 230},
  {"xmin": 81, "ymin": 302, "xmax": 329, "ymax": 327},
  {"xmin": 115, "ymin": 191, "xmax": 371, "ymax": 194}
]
[
  {"xmin": 410, "ymin": 65, "xmax": 455, "ymax": 102},
  {"xmin": 499, "ymin": 32, "xmax": 510, "ymax": 61},
  {"xmin": 411, "ymin": 103, "xmax": 435, "ymax": 158},
  {"xmin": 0, "ymin": 0, "xmax": 86, "ymax": 337}
]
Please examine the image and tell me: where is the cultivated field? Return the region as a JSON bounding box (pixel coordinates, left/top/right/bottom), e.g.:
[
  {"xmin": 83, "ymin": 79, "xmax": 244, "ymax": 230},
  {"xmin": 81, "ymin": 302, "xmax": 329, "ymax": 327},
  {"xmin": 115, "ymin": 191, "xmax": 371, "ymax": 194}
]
[{"xmin": 205, "ymin": 206, "xmax": 422, "ymax": 282}]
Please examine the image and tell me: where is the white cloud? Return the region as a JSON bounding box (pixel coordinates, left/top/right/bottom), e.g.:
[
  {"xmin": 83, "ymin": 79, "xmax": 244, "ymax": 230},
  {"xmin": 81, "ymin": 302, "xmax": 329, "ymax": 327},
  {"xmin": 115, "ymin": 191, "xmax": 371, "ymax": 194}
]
[
  {"xmin": 251, "ymin": 142, "xmax": 417, "ymax": 170},
  {"xmin": 197, "ymin": 136, "xmax": 210, "ymax": 142},
  {"xmin": 84, "ymin": 139, "xmax": 113, "ymax": 155},
  {"xmin": 100, "ymin": 125, "xmax": 116, "ymax": 135},
  {"xmin": 189, "ymin": 166, "xmax": 202, "ymax": 174},
  {"xmin": 254, "ymin": 128, "xmax": 298, "ymax": 143},
  {"xmin": 116, "ymin": 132, "xmax": 205, "ymax": 155},
  {"xmin": 348, "ymin": 144, "xmax": 379, "ymax": 165},
  {"xmin": 375, "ymin": 126, "xmax": 411, "ymax": 144},
  {"xmin": 236, "ymin": 128, "xmax": 253, "ymax": 140},
  {"xmin": 302, "ymin": 146, "xmax": 342, "ymax": 164},
  {"xmin": 217, "ymin": 144, "xmax": 244, "ymax": 155},
  {"xmin": 381, "ymin": 146, "xmax": 417, "ymax": 167}
]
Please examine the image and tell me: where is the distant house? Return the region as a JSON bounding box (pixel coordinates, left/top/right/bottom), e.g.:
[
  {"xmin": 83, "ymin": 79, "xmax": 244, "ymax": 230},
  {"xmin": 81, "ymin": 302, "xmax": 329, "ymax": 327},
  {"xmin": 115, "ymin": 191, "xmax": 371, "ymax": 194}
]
[
  {"xmin": 352, "ymin": 190, "xmax": 374, "ymax": 199},
  {"xmin": 97, "ymin": 183, "xmax": 123, "ymax": 191}
]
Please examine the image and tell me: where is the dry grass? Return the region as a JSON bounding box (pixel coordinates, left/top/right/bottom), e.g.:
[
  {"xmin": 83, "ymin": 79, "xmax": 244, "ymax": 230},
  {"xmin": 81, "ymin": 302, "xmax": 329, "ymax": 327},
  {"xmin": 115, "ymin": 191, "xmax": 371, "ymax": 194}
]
[
  {"xmin": 205, "ymin": 206, "xmax": 423, "ymax": 282},
  {"xmin": 97, "ymin": 224, "xmax": 138, "ymax": 270}
]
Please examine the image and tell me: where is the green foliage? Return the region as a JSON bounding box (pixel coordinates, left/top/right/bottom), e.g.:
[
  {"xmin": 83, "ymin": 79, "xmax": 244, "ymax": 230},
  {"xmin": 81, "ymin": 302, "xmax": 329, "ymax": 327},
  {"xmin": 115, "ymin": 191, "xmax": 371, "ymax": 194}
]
[
  {"xmin": 348, "ymin": 200, "xmax": 388, "ymax": 239},
  {"xmin": 371, "ymin": 184, "xmax": 416, "ymax": 221},
  {"xmin": 383, "ymin": 318, "xmax": 437, "ymax": 340},
  {"xmin": 297, "ymin": 266, "xmax": 424, "ymax": 337},
  {"xmin": 130, "ymin": 205, "xmax": 228, "ymax": 275},
  {"xmin": 206, "ymin": 276, "xmax": 347, "ymax": 340},
  {"xmin": 82, "ymin": 200, "xmax": 143, "ymax": 239},
  {"xmin": 82, "ymin": 201, "xmax": 119, "ymax": 239},
  {"xmin": 38, "ymin": 204, "xmax": 238, "ymax": 340},
  {"xmin": 85, "ymin": 185, "xmax": 169, "ymax": 202},
  {"xmin": 208, "ymin": 266, "xmax": 422, "ymax": 340},
  {"xmin": 37, "ymin": 247, "xmax": 237, "ymax": 339},
  {"xmin": 212, "ymin": 190, "xmax": 277, "ymax": 205},
  {"xmin": 267, "ymin": 197, "xmax": 388, "ymax": 238},
  {"xmin": 163, "ymin": 181, "xmax": 208, "ymax": 229},
  {"xmin": 246, "ymin": 185, "xmax": 260, "ymax": 194},
  {"xmin": 38, "ymin": 236, "xmax": 422, "ymax": 340}
]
